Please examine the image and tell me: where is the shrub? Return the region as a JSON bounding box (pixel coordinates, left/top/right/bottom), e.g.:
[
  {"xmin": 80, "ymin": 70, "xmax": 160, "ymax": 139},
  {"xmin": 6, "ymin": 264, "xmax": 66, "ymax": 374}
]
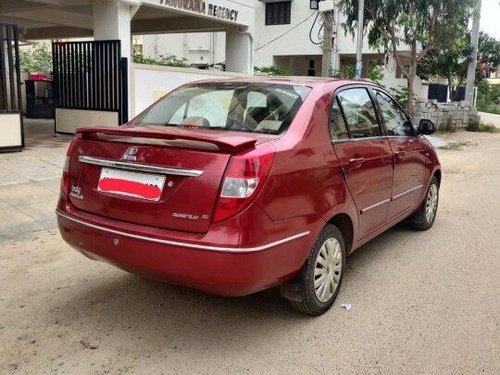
[
  {"xmin": 254, "ymin": 66, "xmax": 291, "ymax": 76},
  {"xmin": 133, "ymin": 53, "xmax": 188, "ymax": 68},
  {"xmin": 332, "ymin": 65, "xmax": 356, "ymax": 79},
  {"xmin": 367, "ymin": 65, "xmax": 384, "ymax": 85},
  {"xmin": 466, "ymin": 121, "xmax": 498, "ymax": 133},
  {"xmin": 439, "ymin": 116, "xmax": 458, "ymax": 133},
  {"xmin": 476, "ymin": 80, "xmax": 500, "ymax": 115}
]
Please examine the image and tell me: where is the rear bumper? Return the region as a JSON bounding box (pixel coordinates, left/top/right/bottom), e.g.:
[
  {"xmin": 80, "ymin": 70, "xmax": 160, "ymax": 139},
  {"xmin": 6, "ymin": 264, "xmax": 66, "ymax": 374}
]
[{"xmin": 56, "ymin": 209, "xmax": 312, "ymax": 296}]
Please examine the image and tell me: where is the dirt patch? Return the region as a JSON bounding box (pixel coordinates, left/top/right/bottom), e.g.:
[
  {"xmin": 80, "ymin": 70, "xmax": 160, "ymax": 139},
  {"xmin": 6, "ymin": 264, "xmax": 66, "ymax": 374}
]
[{"xmin": 0, "ymin": 131, "xmax": 499, "ymax": 374}]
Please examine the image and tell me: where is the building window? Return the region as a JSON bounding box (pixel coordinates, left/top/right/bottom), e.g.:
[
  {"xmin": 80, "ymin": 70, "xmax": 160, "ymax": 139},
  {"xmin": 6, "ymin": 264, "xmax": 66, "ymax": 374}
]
[
  {"xmin": 307, "ymin": 59, "xmax": 316, "ymax": 76},
  {"xmin": 265, "ymin": 1, "xmax": 291, "ymax": 25}
]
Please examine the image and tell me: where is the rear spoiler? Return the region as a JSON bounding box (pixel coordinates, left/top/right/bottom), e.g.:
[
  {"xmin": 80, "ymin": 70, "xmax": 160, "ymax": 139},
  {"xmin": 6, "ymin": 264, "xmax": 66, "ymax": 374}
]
[{"xmin": 75, "ymin": 126, "xmax": 257, "ymax": 153}]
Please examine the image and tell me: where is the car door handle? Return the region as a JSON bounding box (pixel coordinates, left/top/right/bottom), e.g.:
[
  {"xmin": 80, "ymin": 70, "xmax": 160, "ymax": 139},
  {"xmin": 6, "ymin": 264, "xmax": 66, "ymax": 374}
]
[
  {"xmin": 349, "ymin": 157, "xmax": 365, "ymax": 166},
  {"xmin": 395, "ymin": 150, "xmax": 406, "ymax": 159}
]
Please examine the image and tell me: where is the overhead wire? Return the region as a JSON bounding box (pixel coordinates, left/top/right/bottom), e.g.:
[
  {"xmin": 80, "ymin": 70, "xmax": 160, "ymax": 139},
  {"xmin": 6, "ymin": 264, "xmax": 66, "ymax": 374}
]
[
  {"xmin": 255, "ymin": 12, "xmax": 319, "ymax": 51},
  {"xmin": 309, "ymin": 11, "xmax": 323, "ymax": 45}
]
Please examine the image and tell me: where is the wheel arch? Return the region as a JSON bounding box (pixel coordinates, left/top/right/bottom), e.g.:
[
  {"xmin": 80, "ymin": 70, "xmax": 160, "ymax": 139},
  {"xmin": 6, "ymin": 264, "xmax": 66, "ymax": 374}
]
[
  {"xmin": 327, "ymin": 213, "xmax": 354, "ymax": 254},
  {"xmin": 433, "ymin": 168, "xmax": 442, "ymax": 186}
]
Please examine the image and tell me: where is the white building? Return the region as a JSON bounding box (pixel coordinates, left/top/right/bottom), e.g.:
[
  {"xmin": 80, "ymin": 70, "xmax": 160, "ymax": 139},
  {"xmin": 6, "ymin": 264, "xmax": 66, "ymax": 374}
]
[
  {"xmin": 135, "ymin": 32, "xmax": 226, "ymax": 67},
  {"xmin": 0, "ymin": 0, "xmax": 428, "ymax": 148},
  {"xmin": 0, "ymin": 0, "xmax": 258, "ymax": 139},
  {"xmin": 137, "ymin": 0, "xmax": 427, "ymax": 96}
]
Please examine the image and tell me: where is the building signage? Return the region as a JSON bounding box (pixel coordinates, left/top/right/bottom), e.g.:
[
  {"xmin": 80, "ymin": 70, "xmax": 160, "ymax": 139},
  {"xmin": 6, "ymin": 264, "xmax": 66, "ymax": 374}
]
[{"xmin": 159, "ymin": 0, "xmax": 239, "ymax": 22}]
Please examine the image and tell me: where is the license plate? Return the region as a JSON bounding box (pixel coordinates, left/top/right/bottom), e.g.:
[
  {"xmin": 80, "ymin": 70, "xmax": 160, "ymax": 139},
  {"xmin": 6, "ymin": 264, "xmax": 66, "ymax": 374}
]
[{"xmin": 98, "ymin": 167, "xmax": 166, "ymax": 201}]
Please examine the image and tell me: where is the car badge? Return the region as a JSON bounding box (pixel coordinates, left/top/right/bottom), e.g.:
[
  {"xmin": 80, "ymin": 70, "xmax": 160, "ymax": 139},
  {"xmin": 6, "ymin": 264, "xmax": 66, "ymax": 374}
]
[
  {"xmin": 70, "ymin": 185, "xmax": 83, "ymax": 200},
  {"xmin": 122, "ymin": 146, "xmax": 138, "ymax": 161}
]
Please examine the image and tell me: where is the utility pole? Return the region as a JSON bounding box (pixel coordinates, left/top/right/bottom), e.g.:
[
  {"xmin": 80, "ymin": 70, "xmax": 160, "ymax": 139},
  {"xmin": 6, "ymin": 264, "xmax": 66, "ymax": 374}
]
[
  {"xmin": 355, "ymin": 0, "xmax": 364, "ymax": 79},
  {"xmin": 465, "ymin": 0, "xmax": 482, "ymax": 104},
  {"xmin": 321, "ymin": 9, "xmax": 334, "ymax": 77},
  {"xmin": 332, "ymin": 3, "xmax": 340, "ymax": 72}
]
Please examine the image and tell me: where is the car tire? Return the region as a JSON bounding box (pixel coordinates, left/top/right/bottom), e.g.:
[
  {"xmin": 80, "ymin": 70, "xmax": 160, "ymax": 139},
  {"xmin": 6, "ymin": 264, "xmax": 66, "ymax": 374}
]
[
  {"xmin": 407, "ymin": 177, "xmax": 439, "ymax": 231},
  {"xmin": 281, "ymin": 224, "xmax": 346, "ymax": 316}
]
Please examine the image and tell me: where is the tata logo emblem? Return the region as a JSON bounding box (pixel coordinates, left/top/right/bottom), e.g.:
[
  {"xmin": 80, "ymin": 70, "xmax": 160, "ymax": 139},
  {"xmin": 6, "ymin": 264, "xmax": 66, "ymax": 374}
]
[{"xmin": 122, "ymin": 146, "xmax": 138, "ymax": 161}]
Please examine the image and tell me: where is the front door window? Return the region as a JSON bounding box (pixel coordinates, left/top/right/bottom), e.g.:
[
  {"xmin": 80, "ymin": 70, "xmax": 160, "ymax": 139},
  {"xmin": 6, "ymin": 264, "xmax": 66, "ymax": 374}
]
[{"xmin": 374, "ymin": 90, "xmax": 413, "ymax": 136}]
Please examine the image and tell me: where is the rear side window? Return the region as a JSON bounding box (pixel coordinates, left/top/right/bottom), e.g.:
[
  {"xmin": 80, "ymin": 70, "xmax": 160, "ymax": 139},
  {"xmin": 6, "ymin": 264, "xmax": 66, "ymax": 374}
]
[
  {"xmin": 336, "ymin": 88, "xmax": 381, "ymax": 138},
  {"xmin": 330, "ymin": 98, "xmax": 349, "ymax": 140}
]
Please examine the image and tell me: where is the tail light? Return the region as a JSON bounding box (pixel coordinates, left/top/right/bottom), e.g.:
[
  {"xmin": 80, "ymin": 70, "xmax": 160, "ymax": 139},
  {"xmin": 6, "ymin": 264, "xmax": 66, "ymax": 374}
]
[
  {"xmin": 60, "ymin": 155, "xmax": 71, "ymax": 197},
  {"xmin": 213, "ymin": 143, "xmax": 276, "ymax": 223}
]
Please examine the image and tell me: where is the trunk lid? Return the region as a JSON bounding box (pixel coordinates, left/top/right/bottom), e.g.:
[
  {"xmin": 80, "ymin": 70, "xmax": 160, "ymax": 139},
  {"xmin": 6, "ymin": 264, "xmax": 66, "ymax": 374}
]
[{"xmin": 66, "ymin": 126, "xmax": 262, "ymax": 233}]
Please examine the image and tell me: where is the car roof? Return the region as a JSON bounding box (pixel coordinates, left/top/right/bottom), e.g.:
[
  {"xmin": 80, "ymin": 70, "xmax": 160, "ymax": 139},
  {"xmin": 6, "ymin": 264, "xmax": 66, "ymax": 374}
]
[{"xmin": 186, "ymin": 76, "xmax": 378, "ymax": 90}]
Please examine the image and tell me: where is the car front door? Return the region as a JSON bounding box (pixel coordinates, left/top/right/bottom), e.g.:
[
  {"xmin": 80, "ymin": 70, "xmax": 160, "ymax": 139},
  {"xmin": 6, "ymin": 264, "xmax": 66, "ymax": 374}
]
[
  {"xmin": 372, "ymin": 89, "xmax": 428, "ymax": 221},
  {"xmin": 330, "ymin": 87, "xmax": 394, "ymax": 239}
]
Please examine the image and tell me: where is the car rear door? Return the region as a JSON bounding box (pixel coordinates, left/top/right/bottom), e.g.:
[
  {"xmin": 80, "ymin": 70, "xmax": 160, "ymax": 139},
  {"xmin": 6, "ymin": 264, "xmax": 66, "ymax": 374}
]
[
  {"xmin": 330, "ymin": 87, "xmax": 394, "ymax": 239},
  {"xmin": 372, "ymin": 89, "xmax": 428, "ymax": 221}
]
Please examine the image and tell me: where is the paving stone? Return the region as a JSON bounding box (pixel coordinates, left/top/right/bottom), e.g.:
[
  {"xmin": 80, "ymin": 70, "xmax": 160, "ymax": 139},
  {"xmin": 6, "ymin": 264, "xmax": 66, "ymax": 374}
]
[
  {"xmin": 0, "ymin": 166, "xmax": 29, "ymax": 186},
  {"xmin": 0, "ymin": 183, "xmax": 55, "ymax": 207},
  {"xmin": 18, "ymin": 201, "xmax": 58, "ymax": 230},
  {"xmin": 36, "ymin": 178, "xmax": 62, "ymax": 195},
  {"xmin": 1, "ymin": 157, "xmax": 62, "ymax": 181},
  {"xmin": 0, "ymin": 205, "xmax": 45, "ymax": 238}
]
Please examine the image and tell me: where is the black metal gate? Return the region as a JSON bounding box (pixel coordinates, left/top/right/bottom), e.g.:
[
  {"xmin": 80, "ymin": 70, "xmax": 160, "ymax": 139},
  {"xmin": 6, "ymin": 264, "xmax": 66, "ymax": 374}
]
[
  {"xmin": 427, "ymin": 83, "xmax": 448, "ymax": 103},
  {"xmin": 52, "ymin": 40, "xmax": 128, "ymax": 128},
  {"xmin": 0, "ymin": 23, "xmax": 23, "ymax": 151}
]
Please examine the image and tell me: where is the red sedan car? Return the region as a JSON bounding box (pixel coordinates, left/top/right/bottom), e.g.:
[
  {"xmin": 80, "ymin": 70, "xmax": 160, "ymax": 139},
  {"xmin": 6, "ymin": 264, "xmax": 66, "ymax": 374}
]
[{"xmin": 57, "ymin": 78, "xmax": 441, "ymax": 315}]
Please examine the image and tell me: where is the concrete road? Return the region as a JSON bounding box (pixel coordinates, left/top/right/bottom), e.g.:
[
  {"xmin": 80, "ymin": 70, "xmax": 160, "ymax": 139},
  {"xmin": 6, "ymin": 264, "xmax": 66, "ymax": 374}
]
[
  {"xmin": 479, "ymin": 111, "xmax": 500, "ymax": 128},
  {"xmin": 0, "ymin": 131, "xmax": 499, "ymax": 374}
]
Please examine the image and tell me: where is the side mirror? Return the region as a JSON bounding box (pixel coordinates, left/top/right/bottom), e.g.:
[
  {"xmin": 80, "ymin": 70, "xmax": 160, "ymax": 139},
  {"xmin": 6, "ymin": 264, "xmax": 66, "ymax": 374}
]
[{"xmin": 418, "ymin": 119, "xmax": 435, "ymax": 135}]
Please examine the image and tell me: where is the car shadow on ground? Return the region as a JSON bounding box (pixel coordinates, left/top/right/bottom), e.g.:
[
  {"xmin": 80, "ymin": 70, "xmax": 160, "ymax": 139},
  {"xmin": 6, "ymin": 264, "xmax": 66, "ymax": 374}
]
[{"xmin": 52, "ymin": 222, "xmax": 424, "ymax": 350}]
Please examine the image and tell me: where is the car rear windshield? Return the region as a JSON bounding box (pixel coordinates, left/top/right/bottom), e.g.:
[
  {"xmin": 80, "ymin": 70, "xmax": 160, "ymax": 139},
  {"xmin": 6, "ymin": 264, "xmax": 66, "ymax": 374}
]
[{"xmin": 131, "ymin": 83, "xmax": 312, "ymax": 135}]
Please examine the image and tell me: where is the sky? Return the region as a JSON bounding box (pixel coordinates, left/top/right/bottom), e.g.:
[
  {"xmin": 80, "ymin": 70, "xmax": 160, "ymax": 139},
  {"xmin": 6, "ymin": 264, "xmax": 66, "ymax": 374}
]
[{"xmin": 480, "ymin": 0, "xmax": 500, "ymax": 39}]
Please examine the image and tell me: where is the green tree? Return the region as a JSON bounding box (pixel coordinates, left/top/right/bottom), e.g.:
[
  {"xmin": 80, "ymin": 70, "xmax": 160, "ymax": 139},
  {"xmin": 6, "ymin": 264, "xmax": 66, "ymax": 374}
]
[
  {"xmin": 418, "ymin": 31, "xmax": 499, "ymax": 96},
  {"xmin": 339, "ymin": 0, "xmax": 473, "ymax": 115},
  {"xmin": 19, "ymin": 43, "xmax": 53, "ymax": 74},
  {"xmin": 476, "ymin": 80, "xmax": 500, "ymax": 115},
  {"xmin": 478, "ymin": 32, "xmax": 500, "ymax": 75},
  {"xmin": 417, "ymin": 33, "xmax": 471, "ymax": 100}
]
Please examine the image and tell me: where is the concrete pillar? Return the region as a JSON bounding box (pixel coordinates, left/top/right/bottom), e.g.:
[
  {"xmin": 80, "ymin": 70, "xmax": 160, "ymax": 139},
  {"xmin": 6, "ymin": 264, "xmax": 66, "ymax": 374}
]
[
  {"xmin": 225, "ymin": 28, "xmax": 253, "ymax": 74},
  {"xmin": 93, "ymin": 0, "xmax": 139, "ymax": 120},
  {"xmin": 93, "ymin": 0, "xmax": 132, "ymax": 58}
]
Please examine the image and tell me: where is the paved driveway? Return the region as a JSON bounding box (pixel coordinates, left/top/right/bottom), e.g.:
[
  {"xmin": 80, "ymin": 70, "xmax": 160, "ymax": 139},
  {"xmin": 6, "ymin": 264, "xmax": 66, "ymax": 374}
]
[{"xmin": 0, "ymin": 127, "xmax": 498, "ymax": 374}]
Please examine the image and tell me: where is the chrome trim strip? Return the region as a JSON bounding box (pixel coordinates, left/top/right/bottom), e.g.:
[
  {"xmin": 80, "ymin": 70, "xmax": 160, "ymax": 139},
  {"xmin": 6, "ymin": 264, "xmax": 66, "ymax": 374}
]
[
  {"xmin": 332, "ymin": 135, "xmax": 386, "ymax": 144},
  {"xmin": 360, "ymin": 198, "xmax": 391, "ymax": 214},
  {"xmin": 78, "ymin": 155, "xmax": 203, "ymax": 177},
  {"xmin": 360, "ymin": 185, "xmax": 424, "ymax": 213},
  {"xmin": 392, "ymin": 185, "xmax": 424, "ymax": 201},
  {"xmin": 55, "ymin": 210, "xmax": 310, "ymax": 254}
]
